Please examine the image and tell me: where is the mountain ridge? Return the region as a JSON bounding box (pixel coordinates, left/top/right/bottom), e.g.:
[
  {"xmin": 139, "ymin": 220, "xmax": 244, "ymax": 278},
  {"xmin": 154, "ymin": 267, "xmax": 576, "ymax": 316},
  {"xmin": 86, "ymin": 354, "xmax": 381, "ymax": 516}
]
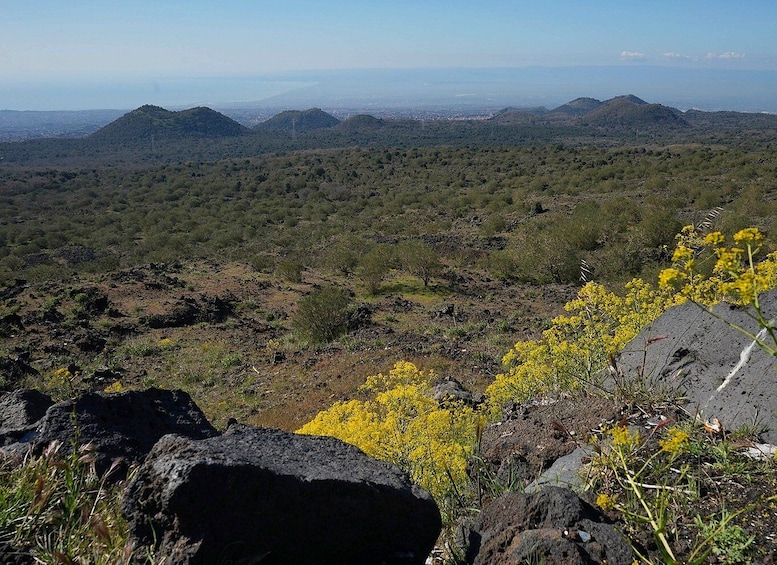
[{"xmin": 3, "ymin": 95, "xmax": 777, "ymax": 166}]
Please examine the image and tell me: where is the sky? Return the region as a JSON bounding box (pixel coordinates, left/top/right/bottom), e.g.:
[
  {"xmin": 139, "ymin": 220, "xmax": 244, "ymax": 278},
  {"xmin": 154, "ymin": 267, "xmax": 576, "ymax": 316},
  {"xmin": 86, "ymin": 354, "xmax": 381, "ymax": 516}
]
[{"xmin": 2, "ymin": 1, "xmax": 776, "ymax": 111}]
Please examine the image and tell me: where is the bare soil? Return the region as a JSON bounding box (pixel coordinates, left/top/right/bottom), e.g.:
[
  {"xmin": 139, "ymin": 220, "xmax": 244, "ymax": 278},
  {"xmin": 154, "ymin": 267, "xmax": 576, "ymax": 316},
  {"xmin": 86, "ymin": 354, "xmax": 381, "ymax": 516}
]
[{"xmin": 0, "ymin": 259, "xmax": 576, "ymax": 430}]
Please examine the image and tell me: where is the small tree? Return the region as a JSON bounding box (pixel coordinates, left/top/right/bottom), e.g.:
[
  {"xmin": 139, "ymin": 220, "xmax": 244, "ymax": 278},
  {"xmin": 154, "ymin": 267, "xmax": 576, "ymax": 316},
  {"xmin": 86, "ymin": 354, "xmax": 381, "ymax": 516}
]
[
  {"xmin": 356, "ymin": 244, "xmax": 394, "ymax": 295},
  {"xmin": 293, "ymin": 285, "xmax": 351, "ymax": 344},
  {"xmin": 398, "ymin": 240, "xmax": 442, "ymax": 287}
]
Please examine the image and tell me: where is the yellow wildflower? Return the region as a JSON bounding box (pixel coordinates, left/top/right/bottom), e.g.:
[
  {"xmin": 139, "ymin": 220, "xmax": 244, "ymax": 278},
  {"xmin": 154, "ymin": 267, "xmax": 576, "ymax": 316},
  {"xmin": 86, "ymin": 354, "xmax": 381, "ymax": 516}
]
[
  {"xmin": 104, "ymin": 381, "xmax": 125, "ymax": 394},
  {"xmin": 659, "ymin": 428, "xmax": 689, "ymax": 454},
  {"xmin": 732, "ymin": 227, "xmax": 764, "ymax": 248},
  {"xmin": 671, "ymin": 244, "xmax": 694, "ymax": 264},
  {"xmin": 714, "ymin": 248, "xmax": 743, "ymax": 274},
  {"xmin": 703, "ymin": 231, "xmax": 725, "ymax": 246},
  {"xmin": 609, "ymin": 426, "xmax": 639, "ymax": 449},
  {"xmin": 596, "ymin": 493, "xmax": 617, "ymax": 510},
  {"xmin": 658, "ymin": 267, "xmax": 683, "ymax": 289}
]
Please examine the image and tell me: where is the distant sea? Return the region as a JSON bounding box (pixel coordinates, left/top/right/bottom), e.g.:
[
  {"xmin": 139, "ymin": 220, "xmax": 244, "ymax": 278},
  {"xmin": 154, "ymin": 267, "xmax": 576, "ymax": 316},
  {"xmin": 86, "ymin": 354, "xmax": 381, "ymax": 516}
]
[
  {"xmin": 2, "ymin": 67, "xmax": 776, "ymax": 114},
  {"xmin": 0, "ymin": 77, "xmax": 318, "ymax": 111}
]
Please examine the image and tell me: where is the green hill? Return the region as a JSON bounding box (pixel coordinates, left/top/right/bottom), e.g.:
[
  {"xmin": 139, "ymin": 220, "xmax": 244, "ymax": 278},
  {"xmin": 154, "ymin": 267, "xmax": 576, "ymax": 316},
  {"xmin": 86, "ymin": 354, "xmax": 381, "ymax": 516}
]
[
  {"xmin": 335, "ymin": 114, "xmax": 386, "ymax": 131},
  {"xmin": 549, "ymin": 97, "xmax": 603, "ymax": 117},
  {"xmin": 255, "ymin": 108, "xmax": 340, "ymax": 132},
  {"xmin": 582, "ymin": 95, "xmax": 687, "ymax": 128},
  {"xmin": 90, "ymin": 105, "xmax": 250, "ymax": 143}
]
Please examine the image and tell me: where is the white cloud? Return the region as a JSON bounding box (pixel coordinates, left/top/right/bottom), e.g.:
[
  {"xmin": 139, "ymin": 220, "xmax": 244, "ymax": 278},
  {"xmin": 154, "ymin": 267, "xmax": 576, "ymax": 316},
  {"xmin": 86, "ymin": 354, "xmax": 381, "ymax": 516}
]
[
  {"xmin": 664, "ymin": 52, "xmax": 694, "ymax": 61},
  {"xmin": 719, "ymin": 51, "xmax": 746, "ymax": 60},
  {"xmin": 620, "ymin": 51, "xmax": 646, "ymax": 60}
]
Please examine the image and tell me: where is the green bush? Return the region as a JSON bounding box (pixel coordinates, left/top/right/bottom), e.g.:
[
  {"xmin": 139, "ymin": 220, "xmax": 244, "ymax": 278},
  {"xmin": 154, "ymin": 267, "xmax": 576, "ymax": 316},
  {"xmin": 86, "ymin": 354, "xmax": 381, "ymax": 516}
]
[
  {"xmin": 276, "ymin": 259, "xmax": 304, "ymax": 283},
  {"xmin": 293, "ymin": 285, "xmax": 352, "ymax": 344},
  {"xmin": 356, "ymin": 244, "xmax": 394, "ymax": 295}
]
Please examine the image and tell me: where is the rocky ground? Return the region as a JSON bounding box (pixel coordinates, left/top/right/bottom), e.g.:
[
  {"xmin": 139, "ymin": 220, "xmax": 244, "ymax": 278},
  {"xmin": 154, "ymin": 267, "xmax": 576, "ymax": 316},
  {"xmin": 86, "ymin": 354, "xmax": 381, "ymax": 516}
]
[
  {"xmin": 0, "ymin": 259, "xmax": 576, "ymax": 430},
  {"xmin": 3, "ymin": 260, "xmax": 777, "ymax": 563}
]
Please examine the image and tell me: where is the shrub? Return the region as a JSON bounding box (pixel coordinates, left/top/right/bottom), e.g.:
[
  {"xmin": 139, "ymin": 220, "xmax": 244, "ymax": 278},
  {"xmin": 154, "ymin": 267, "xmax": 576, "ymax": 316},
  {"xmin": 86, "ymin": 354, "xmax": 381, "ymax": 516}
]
[
  {"xmin": 297, "ymin": 361, "xmax": 482, "ymax": 520},
  {"xmin": 276, "ymin": 259, "xmax": 303, "ymax": 283},
  {"xmin": 486, "ymin": 248, "xmax": 517, "ymax": 280},
  {"xmin": 486, "ymin": 279, "xmax": 677, "ymax": 413},
  {"xmin": 356, "ymin": 244, "xmax": 394, "ymax": 295},
  {"xmin": 292, "ymin": 285, "xmax": 351, "ymax": 344},
  {"xmin": 322, "ymin": 237, "xmax": 363, "ymax": 276}
]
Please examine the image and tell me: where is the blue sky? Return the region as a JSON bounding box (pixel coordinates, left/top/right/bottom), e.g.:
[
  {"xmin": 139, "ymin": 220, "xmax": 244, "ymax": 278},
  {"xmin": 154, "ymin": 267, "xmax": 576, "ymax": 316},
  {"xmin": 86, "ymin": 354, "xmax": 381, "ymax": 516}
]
[{"xmin": 2, "ymin": 1, "xmax": 776, "ymax": 110}]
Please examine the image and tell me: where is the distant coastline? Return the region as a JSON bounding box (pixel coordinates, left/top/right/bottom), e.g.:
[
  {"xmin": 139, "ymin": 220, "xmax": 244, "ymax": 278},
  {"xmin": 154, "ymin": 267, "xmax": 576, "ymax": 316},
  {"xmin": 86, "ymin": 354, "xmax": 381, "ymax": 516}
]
[{"xmin": 2, "ymin": 66, "xmax": 777, "ymax": 114}]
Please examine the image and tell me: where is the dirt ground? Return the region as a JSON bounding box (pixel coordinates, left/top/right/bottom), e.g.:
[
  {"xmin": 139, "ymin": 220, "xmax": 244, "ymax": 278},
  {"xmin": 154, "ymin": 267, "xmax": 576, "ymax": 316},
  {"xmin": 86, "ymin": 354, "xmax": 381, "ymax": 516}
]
[{"xmin": 0, "ymin": 259, "xmax": 576, "ymax": 430}]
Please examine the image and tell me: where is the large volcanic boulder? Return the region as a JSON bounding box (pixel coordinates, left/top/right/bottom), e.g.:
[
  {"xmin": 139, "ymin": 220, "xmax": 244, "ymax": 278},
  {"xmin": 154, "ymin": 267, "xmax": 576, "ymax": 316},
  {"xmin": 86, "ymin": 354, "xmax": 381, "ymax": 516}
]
[
  {"xmin": 0, "ymin": 388, "xmax": 218, "ymax": 477},
  {"xmin": 615, "ymin": 290, "xmax": 777, "ymax": 442},
  {"xmin": 122, "ymin": 424, "xmax": 441, "ymax": 564}
]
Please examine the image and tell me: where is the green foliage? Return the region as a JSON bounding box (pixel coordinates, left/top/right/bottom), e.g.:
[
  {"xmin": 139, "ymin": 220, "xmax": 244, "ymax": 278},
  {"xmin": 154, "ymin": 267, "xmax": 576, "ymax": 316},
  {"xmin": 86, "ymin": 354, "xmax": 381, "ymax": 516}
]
[
  {"xmin": 591, "ymin": 425, "xmax": 694, "ymax": 564},
  {"xmin": 695, "ymin": 509, "xmax": 755, "ymax": 564},
  {"xmin": 2, "ymin": 145, "xmax": 777, "ymax": 286},
  {"xmin": 356, "ymin": 244, "xmax": 394, "ymax": 295},
  {"xmin": 638, "ymin": 207, "xmax": 683, "ymax": 249},
  {"xmin": 118, "ymin": 337, "xmax": 178, "ymax": 359},
  {"xmin": 478, "ymin": 214, "xmax": 506, "ymax": 237},
  {"xmin": 485, "ymin": 248, "xmax": 517, "ymax": 280},
  {"xmin": 590, "ymin": 422, "xmax": 770, "ymax": 565},
  {"xmin": 322, "ymin": 237, "xmax": 364, "ymax": 276},
  {"xmin": 276, "ymin": 259, "xmax": 304, "ymax": 283},
  {"xmin": 292, "ymin": 285, "xmax": 352, "ymax": 344},
  {"xmin": 397, "ymin": 240, "xmax": 443, "ymax": 287},
  {"xmin": 0, "ymin": 441, "xmax": 137, "ymax": 563},
  {"xmin": 297, "ymin": 361, "xmax": 483, "ymax": 520},
  {"xmin": 486, "ymin": 279, "xmax": 676, "ymax": 412}
]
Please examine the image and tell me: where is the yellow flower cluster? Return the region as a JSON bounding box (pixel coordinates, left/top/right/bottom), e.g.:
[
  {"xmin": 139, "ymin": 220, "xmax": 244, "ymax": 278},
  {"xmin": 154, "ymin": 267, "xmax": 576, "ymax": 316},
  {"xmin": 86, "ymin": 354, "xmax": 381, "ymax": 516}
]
[
  {"xmin": 487, "ymin": 279, "xmax": 675, "ymax": 412},
  {"xmin": 297, "ymin": 361, "xmax": 482, "ymax": 512},
  {"xmin": 103, "ymin": 381, "xmax": 125, "ymax": 394},
  {"xmin": 49, "ymin": 367, "xmax": 73, "ymax": 385},
  {"xmin": 609, "ymin": 425, "xmax": 640, "ymax": 450},
  {"xmin": 659, "ymin": 225, "xmax": 777, "ymax": 307},
  {"xmin": 43, "ymin": 367, "xmax": 78, "ymax": 400},
  {"xmin": 659, "ymin": 428, "xmax": 689, "ymax": 454},
  {"xmin": 596, "ymin": 492, "xmax": 617, "ymax": 510}
]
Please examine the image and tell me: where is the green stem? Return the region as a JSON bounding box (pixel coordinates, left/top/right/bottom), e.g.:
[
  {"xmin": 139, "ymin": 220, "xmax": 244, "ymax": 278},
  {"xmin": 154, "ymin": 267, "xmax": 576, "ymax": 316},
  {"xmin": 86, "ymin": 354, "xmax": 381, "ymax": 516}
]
[{"xmin": 616, "ymin": 448, "xmax": 678, "ymax": 564}]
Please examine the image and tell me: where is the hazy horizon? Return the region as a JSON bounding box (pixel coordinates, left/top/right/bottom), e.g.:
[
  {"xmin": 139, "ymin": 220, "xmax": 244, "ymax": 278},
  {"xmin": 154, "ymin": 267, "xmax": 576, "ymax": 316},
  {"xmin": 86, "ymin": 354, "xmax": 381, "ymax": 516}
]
[
  {"xmin": 3, "ymin": 66, "xmax": 777, "ymax": 115},
  {"xmin": 3, "ymin": 1, "xmax": 776, "ymax": 113}
]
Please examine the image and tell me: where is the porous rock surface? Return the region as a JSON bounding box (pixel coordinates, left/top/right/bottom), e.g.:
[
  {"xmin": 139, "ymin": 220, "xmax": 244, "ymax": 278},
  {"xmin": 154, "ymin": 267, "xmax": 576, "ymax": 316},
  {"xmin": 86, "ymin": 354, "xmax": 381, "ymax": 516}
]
[
  {"xmin": 122, "ymin": 423, "xmax": 442, "ymax": 565},
  {"xmin": 0, "ymin": 388, "xmax": 218, "ymax": 477},
  {"xmin": 465, "ymin": 486, "xmax": 633, "ymax": 565},
  {"xmin": 0, "ymin": 388, "xmax": 54, "ymax": 446}
]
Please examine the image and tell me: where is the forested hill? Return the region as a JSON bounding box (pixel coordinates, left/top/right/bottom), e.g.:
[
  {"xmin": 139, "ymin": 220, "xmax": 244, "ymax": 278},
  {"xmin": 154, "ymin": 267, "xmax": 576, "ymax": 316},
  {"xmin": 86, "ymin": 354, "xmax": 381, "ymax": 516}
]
[
  {"xmin": 89, "ymin": 105, "xmax": 251, "ymax": 142},
  {"xmin": 2, "ymin": 94, "xmax": 777, "ymax": 166},
  {"xmin": 254, "ymin": 108, "xmax": 340, "ymax": 132}
]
